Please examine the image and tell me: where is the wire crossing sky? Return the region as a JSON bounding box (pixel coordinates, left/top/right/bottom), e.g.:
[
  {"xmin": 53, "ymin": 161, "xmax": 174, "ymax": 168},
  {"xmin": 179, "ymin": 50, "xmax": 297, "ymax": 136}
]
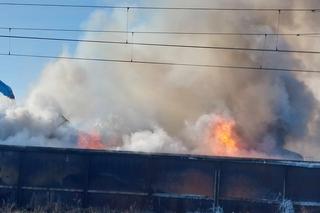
[
  {"xmin": 1, "ymin": 52, "xmax": 320, "ymax": 74},
  {"xmin": 0, "ymin": 2, "xmax": 320, "ymax": 11},
  {"xmin": 2, "ymin": 0, "xmax": 320, "ymax": 100},
  {"xmin": 3, "ymin": 34, "xmax": 320, "ymax": 55}
]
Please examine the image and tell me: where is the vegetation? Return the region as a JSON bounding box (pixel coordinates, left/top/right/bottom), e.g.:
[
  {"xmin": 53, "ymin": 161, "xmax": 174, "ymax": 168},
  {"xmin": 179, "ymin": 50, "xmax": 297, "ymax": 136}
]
[{"xmin": 0, "ymin": 203, "xmax": 153, "ymax": 213}]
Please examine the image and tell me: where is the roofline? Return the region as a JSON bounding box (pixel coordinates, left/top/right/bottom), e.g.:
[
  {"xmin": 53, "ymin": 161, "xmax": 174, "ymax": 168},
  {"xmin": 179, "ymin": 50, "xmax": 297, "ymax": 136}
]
[{"xmin": 0, "ymin": 144, "xmax": 318, "ymax": 168}]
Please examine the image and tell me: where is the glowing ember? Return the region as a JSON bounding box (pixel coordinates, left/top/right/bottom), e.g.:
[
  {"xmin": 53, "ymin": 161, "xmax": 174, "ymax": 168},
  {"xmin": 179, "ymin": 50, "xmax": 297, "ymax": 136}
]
[
  {"xmin": 78, "ymin": 131, "xmax": 106, "ymax": 150},
  {"xmin": 205, "ymin": 117, "xmax": 241, "ymax": 156}
]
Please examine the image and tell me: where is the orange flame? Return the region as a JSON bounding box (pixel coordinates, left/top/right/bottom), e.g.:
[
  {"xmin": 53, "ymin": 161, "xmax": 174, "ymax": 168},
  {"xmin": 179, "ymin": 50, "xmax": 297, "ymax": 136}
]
[
  {"xmin": 78, "ymin": 130, "xmax": 106, "ymax": 150},
  {"xmin": 205, "ymin": 117, "xmax": 241, "ymax": 156}
]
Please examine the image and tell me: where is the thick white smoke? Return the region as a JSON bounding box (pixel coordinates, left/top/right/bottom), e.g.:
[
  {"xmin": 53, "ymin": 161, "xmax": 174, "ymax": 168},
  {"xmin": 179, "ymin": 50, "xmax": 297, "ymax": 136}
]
[
  {"xmin": 0, "ymin": 96, "xmax": 76, "ymax": 147},
  {"xmin": 1, "ymin": 0, "xmax": 320, "ymax": 160}
]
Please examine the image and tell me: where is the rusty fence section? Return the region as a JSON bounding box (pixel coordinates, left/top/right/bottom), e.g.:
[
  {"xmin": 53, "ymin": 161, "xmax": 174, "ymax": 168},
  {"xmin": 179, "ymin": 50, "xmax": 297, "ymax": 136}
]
[{"xmin": 0, "ymin": 145, "xmax": 319, "ymax": 212}]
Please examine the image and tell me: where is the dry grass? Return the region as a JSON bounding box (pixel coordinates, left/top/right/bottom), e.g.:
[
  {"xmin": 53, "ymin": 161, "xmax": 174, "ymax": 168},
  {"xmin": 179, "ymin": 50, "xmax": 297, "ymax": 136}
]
[{"xmin": 0, "ymin": 203, "xmax": 152, "ymax": 213}]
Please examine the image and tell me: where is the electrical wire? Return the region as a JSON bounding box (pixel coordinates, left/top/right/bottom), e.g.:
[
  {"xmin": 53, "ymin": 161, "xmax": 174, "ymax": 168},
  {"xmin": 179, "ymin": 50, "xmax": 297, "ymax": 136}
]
[
  {"xmin": 1, "ymin": 34, "xmax": 320, "ymax": 55},
  {"xmin": 0, "ymin": 26, "xmax": 320, "ymax": 37},
  {"xmin": 0, "ymin": 3, "xmax": 318, "ymax": 75},
  {"xmin": 0, "ymin": 2, "xmax": 319, "ymax": 12},
  {"xmin": 0, "ymin": 52, "xmax": 318, "ymax": 74}
]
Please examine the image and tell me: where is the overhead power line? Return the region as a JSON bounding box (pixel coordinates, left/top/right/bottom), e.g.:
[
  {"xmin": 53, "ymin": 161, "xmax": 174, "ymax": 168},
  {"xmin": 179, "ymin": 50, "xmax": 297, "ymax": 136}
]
[
  {"xmin": 2, "ymin": 34, "xmax": 320, "ymax": 55},
  {"xmin": 0, "ymin": 2, "xmax": 319, "ymax": 12},
  {"xmin": 0, "ymin": 52, "xmax": 318, "ymax": 74},
  {"xmin": 0, "ymin": 26, "xmax": 320, "ymax": 37}
]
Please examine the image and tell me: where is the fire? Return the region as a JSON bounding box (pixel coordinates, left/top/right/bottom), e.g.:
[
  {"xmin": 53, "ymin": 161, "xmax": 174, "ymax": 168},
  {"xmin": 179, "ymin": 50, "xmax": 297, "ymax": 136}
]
[
  {"xmin": 205, "ymin": 117, "xmax": 241, "ymax": 156},
  {"xmin": 77, "ymin": 130, "xmax": 106, "ymax": 150}
]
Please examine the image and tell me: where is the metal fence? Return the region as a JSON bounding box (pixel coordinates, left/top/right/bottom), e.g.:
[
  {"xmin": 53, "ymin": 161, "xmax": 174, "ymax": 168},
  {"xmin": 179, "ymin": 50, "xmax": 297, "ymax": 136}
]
[{"xmin": 0, "ymin": 145, "xmax": 319, "ymax": 212}]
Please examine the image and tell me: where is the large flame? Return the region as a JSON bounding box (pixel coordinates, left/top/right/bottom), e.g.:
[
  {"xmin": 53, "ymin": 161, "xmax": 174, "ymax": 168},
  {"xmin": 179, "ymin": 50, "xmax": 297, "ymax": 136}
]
[
  {"xmin": 205, "ymin": 117, "xmax": 241, "ymax": 156},
  {"xmin": 78, "ymin": 130, "xmax": 106, "ymax": 150}
]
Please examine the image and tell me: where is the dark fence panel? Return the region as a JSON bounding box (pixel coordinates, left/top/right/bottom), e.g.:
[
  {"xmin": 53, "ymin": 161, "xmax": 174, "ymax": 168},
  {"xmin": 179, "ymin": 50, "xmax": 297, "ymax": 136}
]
[
  {"xmin": 286, "ymin": 167, "xmax": 320, "ymax": 203},
  {"xmin": 150, "ymin": 156, "xmax": 215, "ymax": 198},
  {"xmin": 0, "ymin": 151, "xmax": 19, "ymax": 187},
  {"xmin": 88, "ymin": 153, "xmax": 149, "ymax": 193},
  {"xmin": 219, "ymin": 162, "xmax": 285, "ymax": 202},
  {"xmin": 20, "ymin": 152, "xmax": 87, "ymax": 189},
  {"xmin": 0, "ymin": 145, "xmax": 318, "ymax": 212}
]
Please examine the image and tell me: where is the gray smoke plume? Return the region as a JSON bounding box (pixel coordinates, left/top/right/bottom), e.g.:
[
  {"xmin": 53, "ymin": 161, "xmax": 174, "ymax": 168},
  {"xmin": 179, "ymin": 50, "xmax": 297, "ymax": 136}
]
[{"xmin": 1, "ymin": 0, "xmax": 320, "ymax": 160}]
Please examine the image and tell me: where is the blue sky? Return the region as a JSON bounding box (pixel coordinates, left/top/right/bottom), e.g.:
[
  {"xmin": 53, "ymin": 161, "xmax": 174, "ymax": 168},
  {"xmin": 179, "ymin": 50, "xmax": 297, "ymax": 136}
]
[
  {"xmin": 0, "ymin": 0, "xmax": 123, "ymax": 101},
  {"xmin": 0, "ymin": 0, "xmax": 206, "ymax": 101}
]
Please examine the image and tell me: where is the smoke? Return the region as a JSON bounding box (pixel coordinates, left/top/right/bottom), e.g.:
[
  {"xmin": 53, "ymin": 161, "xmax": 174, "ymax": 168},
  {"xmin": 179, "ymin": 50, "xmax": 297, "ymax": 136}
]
[
  {"xmin": 1, "ymin": 0, "xmax": 320, "ymax": 160},
  {"xmin": 0, "ymin": 97, "xmax": 76, "ymax": 147}
]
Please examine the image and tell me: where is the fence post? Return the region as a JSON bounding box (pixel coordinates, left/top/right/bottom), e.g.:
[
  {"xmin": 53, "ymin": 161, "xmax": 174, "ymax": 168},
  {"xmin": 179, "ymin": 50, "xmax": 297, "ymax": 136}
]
[
  {"xmin": 82, "ymin": 153, "xmax": 91, "ymax": 209},
  {"xmin": 282, "ymin": 166, "xmax": 288, "ymax": 201},
  {"xmin": 214, "ymin": 162, "xmax": 221, "ymax": 208},
  {"xmin": 16, "ymin": 150, "xmax": 24, "ymax": 207}
]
